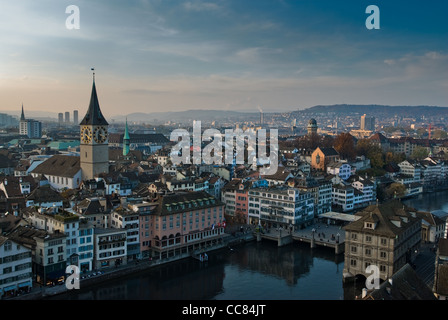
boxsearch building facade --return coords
[343,201,421,282]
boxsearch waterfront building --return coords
[93,228,127,269]
[248,185,314,229]
[24,207,81,266]
[397,160,422,183]
[77,219,94,273]
[149,191,225,260]
[8,225,67,286]
[111,205,140,261]
[291,175,332,215]
[131,202,158,259]
[0,236,33,298]
[343,200,421,283]
[221,178,251,219]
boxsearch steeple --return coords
[80,70,108,126]
[20,104,25,121]
[123,117,130,157]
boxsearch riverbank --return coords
[7,229,255,300]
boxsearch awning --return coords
[18,281,31,288]
[3,285,16,292]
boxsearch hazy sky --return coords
[1,0,447,119]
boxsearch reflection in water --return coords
[403,190,448,214]
[47,191,448,301]
[56,241,346,300]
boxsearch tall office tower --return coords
[65,112,70,123]
[361,114,375,131]
[58,113,64,125]
[73,110,79,125]
[260,111,264,125]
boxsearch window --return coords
[380,251,387,259]
[4,241,12,251]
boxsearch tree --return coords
[386,183,407,199]
[410,146,429,160]
[333,132,356,160]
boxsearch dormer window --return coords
[365,222,375,229]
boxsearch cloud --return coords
[183,1,222,12]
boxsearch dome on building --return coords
[308,118,317,126]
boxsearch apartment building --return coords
[0,236,32,298]
[248,186,314,229]
[93,228,127,269]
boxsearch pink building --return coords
[149,191,225,260]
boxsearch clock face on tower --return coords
[80,126,92,144]
[93,126,108,144]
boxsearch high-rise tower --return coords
[79,71,109,180]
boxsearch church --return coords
[31,72,110,189]
[79,72,110,181]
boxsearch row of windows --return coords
[350,260,387,272]
[0,252,31,264]
[99,250,125,258]
[0,272,32,285]
[2,262,32,274]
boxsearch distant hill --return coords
[111,109,259,123]
[294,104,448,117]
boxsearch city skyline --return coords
[1,0,447,118]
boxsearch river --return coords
[51,190,448,301]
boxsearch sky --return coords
[1,0,447,119]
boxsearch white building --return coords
[30,155,82,191]
[111,207,140,261]
[77,219,94,273]
[398,160,422,183]
[327,162,352,181]
[248,186,314,229]
[93,228,127,269]
[0,237,33,298]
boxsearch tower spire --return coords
[80,69,108,126]
[20,103,25,121]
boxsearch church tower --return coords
[80,71,109,180]
[123,118,130,158]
